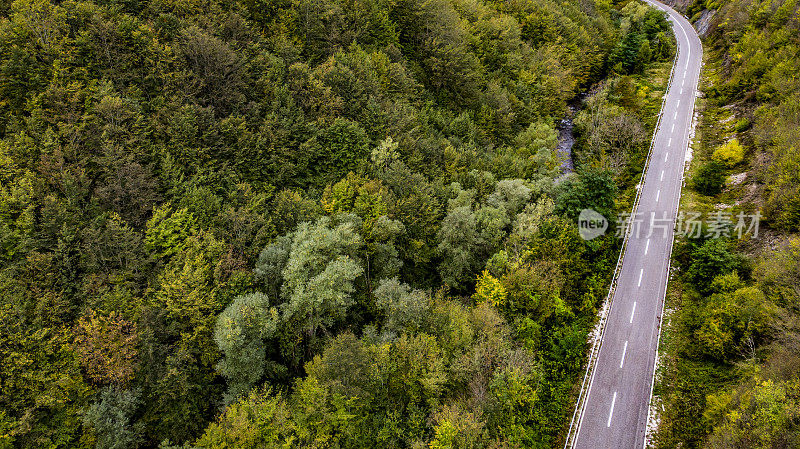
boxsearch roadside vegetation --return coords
[654,0,800,447]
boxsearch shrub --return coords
[712,139,745,167]
[685,239,741,295]
[733,118,751,132]
[693,161,726,195]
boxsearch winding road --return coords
[567,2,703,448]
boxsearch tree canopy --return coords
[0,0,676,446]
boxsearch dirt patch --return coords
[728,172,747,186]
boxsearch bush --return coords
[733,118,751,132]
[764,146,800,231]
[693,161,726,195]
[711,139,745,167]
[685,239,742,295]
[695,285,773,360]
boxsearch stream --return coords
[557,104,577,174]
[555,100,581,182]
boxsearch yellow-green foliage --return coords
[429,420,458,449]
[712,139,745,167]
[472,270,507,308]
[765,145,800,231]
[320,172,389,235]
[704,378,800,449]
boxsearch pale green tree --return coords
[83,387,143,449]
[280,215,365,338]
[214,293,280,402]
[374,278,429,337]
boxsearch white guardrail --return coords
[562,9,682,448]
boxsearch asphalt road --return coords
[571,2,702,448]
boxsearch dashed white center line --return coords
[587,14,699,436]
[607,392,618,427]
[620,341,628,368]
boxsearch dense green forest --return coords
[654,0,800,447]
[0,0,674,446]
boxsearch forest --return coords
[654,0,800,447]
[0,0,676,447]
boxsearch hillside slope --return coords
[653,0,800,447]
